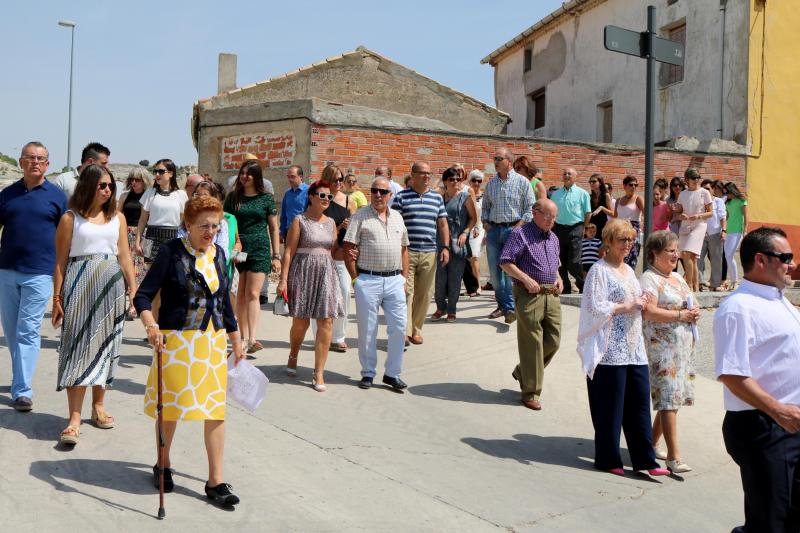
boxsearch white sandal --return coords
[666,459,692,473]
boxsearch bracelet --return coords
[677,310,681,321]
[53,294,63,302]
[145,323,159,331]
[272,255,281,260]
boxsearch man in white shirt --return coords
[698,179,727,290]
[52,142,112,198]
[375,165,403,196]
[714,226,800,533]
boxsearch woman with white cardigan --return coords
[577,218,669,477]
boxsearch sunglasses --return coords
[589,180,598,184]
[153,168,168,175]
[470,179,483,184]
[130,177,143,183]
[370,188,392,196]
[759,250,794,264]
[626,183,639,187]
[315,192,334,201]
[97,182,115,190]
[346,180,357,185]
[334,178,345,183]
[493,156,508,162]
[445,177,465,182]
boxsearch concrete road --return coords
[0,292,743,532]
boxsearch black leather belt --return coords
[492,221,520,227]
[358,269,402,277]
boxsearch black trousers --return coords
[554,223,584,293]
[723,410,800,532]
[587,364,659,471]
[462,261,479,295]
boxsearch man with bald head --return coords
[391,162,450,345]
[344,177,410,391]
[550,167,592,293]
[482,148,536,324]
[185,173,205,198]
[376,165,402,196]
[500,199,563,411]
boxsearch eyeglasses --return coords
[588,180,598,184]
[315,192,334,201]
[617,237,635,244]
[470,179,483,184]
[153,169,168,175]
[370,188,392,196]
[197,223,221,233]
[534,210,555,221]
[493,156,508,162]
[686,176,699,181]
[626,183,639,188]
[21,155,48,163]
[759,250,794,264]
[97,182,115,190]
[346,180,357,185]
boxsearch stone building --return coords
[481,0,749,148]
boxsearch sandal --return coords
[60,425,80,445]
[91,406,115,429]
[329,342,347,353]
[247,340,263,354]
[286,354,298,377]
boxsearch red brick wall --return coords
[309,126,746,192]
[221,132,295,171]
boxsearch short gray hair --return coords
[645,230,678,264]
[20,141,48,159]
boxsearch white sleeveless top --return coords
[616,199,641,222]
[69,211,120,257]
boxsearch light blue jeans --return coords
[354,273,407,379]
[0,269,53,400]
[485,225,515,312]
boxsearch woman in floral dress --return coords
[640,230,700,474]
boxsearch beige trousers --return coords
[406,251,437,337]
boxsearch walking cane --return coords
[156,345,166,519]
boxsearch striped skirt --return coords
[57,254,126,391]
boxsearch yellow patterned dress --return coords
[144,239,228,421]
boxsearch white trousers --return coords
[724,232,744,284]
[354,273,407,379]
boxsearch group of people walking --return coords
[2,140,797,531]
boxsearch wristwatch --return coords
[272,254,281,260]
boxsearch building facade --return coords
[482,0,749,148]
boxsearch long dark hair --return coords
[153,158,179,192]
[230,160,266,210]
[69,163,117,220]
[589,174,608,210]
[669,176,685,201]
[724,182,746,202]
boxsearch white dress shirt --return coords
[706,196,727,235]
[714,279,800,411]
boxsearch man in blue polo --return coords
[279,165,308,242]
[392,162,449,345]
[550,167,592,294]
[0,141,67,411]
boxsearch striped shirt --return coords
[391,188,447,253]
[481,169,535,224]
[499,221,560,285]
[344,206,409,272]
[581,238,602,266]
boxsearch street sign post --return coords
[604,6,685,268]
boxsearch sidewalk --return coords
[0,291,742,532]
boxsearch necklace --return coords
[650,265,672,278]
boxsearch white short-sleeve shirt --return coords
[139,187,188,227]
[714,279,800,411]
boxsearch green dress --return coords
[224,193,277,273]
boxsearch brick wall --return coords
[309,126,746,192]
[221,132,296,171]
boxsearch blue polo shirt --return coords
[551,185,591,226]
[280,183,309,238]
[0,179,67,275]
[391,188,447,252]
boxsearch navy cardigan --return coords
[133,239,238,333]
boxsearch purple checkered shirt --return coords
[499,222,560,285]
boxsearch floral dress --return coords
[640,270,695,410]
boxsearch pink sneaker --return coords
[608,468,625,476]
[646,468,670,476]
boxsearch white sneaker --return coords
[666,459,692,473]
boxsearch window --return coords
[526,88,546,130]
[597,101,613,143]
[660,23,686,87]
[524,48,532,72]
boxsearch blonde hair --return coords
[126,167,153,190]
[601,218,636,245]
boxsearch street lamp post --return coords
[58,20,76,171]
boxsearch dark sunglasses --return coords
[626,183,639,187]
[153,168,168,175]
[589,180,598,184]
[470,178,483,184]
[315,192,334,201]
[493,156,507,162]
[759,250,794,264]
[98,182,115,190]
[445,177,465,182]
[334,178,345,183]
[370,188,392,196]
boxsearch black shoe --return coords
[153,464,174,493]
[382,375,407,391]
[205,482,240,506]
[358,377,373,389]
[259,294,268,305]
[13,396,32,412]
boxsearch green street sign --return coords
[604,25,643,57]
[652,34,685,66]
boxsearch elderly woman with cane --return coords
[577,218,670,477]
[134,195,245,507]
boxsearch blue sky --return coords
[1,1,562,167]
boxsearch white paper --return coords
[226,356,269,413]
[686,294,700,343]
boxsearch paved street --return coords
[0,290,743,532]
